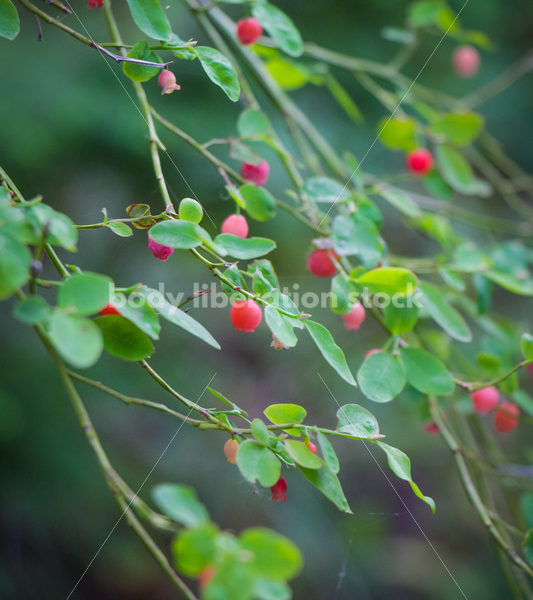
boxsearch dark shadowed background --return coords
[1,0,533,598]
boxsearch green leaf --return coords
[304,320,356,386]
[317,431,339,474]
[122,40,161,82]
[383,296,419,334]
[58,272,113,316]
[204,553,255,600]
[523,530,533,567]
[48,311,103,369]
[173,522,218,577]
[27,204,78,250]
[107,221,133,237]
[152,484,209,526]
[399,347,454,395]
[377,442,435,512]
[484,270,533,296]
[139,288,220,349]
[264,305,297,348]
[521,333,533,361]
[0,231,31,299]
[299,463,352,513]
[266,57,309,90]
[324,72,363,123]
[13,295,50,325]
[357,351,406,403]
[240,528,303,581]
[240,184,276,221]
[332,214,381,267]
[236,440,281,487]
[356,267,418,297]
[302,177,349,203]
[125,0,172,41]
[214,234,276,259]
[238,109,271,137]
[195,46,240,102]
[249,259,279,290]
[252,2,303,57]
[251,418,271,445]
[336,404,380,439]
[95,315,154,361]
[284,440,322,469]
[378,118,416,151]
[430,112,484,147]
[378,188,423,218]
[436,145,475,194]
[0,0,19,39]
[330,273,359,315]
[114,293,161,340]
[255,580,290,600]
[264,403,307,425]
[419,282,472,342]
[149,220,210,249]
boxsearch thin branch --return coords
[454,361,530,393]
[89,42,172,68]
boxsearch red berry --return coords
[453,45,480,78]
[98,303,120,317]
[270,476,287,502]
[527,363,533,378]
[88,0,103,7]
[198,566,216,589]
[236,17,263,45]
[241,160,270,186]
[224,439,239,464]
[158,70,181,95]
[221,214,249,238]
[407,149,434,176]
[148,235,174,261]
[493,401,519,433]
[342,303,366,331]
[307,249,338,277]
[471,386,499,414]
[305,441,317,455]
[230,300,262,332]
[424,422,439,434]
[365,348,381,359]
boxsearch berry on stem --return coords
[198,566,216,589]
[305,441,317,455]
[88,0,104,7]
[241,160,270,186]
[453,45,480,78]
[307,249,338,277]
[98,303,120,317]
[230,300,262,332]
[270,476,287,502]
[424,422,439,434]
[221,214,249,238]
[342,303,366,331]
[224,439,239,464]
[365,348,381,359]
[148,235,174,261]
[236,17,263,45]
[407,149,434,176]
[493,402,519,433]
[471,386,499,414]
[158,70,181,95]
[179,198,203,223]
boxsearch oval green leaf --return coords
[195,46,240,102]
[58,272,113,316]
[95,315,154,361]
[48,311,103,369]
[236,440,281,487]
[214,234,276,259]
[125,0,172,41]
[240,184,276,221]
[152,483,209,526]
[419,282,472,342]
[399,347,454,395]
[252,2,303,57]
[357,351,406,403]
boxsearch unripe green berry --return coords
[178,198,203,223]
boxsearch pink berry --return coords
[407,149,434,176]
[158,70,181,95]
[230,300,262,332]
[424,422,439,434]
[453,45,480,78]
[307,249,338,277]
[241,160,270,186]
[365,348,381,359]
[236,17,263,45]
[98,303,120,317]
[148,235,174,261]
[221,214,249,238]
[270,476,287,502]
[88,0,103,7]
[306,441,317,455]
[493,401,519,433]
[342,303,366,331]
[198,566,216,589]
[527,363,533,378]
[471,386,499,414]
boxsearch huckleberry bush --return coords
[1,0,533,597]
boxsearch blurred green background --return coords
[1,0,533,598]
